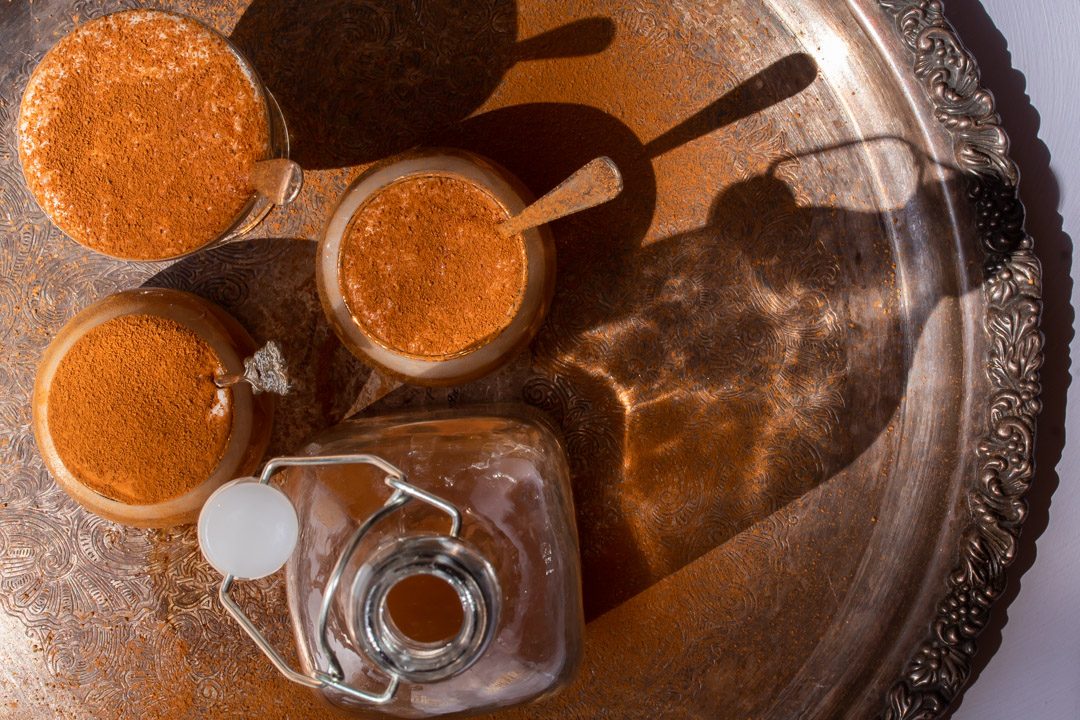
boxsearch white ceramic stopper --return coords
[197,478,298,580]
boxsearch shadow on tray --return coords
[144,42,996,628]
[230,0,615,169]
[420,54,983,619]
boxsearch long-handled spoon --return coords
[497,156,623,238]
[251,158,304,205]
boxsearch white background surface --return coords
[941,1,1080,719]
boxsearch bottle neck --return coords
[349,534,500,684]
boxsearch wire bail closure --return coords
[215,453,464,706]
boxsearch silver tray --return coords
[0,1,1040,718]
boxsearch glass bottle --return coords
[198,406,583,717]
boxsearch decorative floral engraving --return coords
[878,1,1043,718]
[879,0,1016,185]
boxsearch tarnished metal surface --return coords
[0,1,1039,719]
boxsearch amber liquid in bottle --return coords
[386,574,466,645]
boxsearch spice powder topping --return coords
[339,174,527,358]
[17,9,269,259]
[47,314,234,505]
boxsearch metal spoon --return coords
[250,158,304,205]
[496,156,623,238]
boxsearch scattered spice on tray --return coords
[47,314,233,505]
[17,9,269,260]
[338,174,527,358]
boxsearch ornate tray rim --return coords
[875,1,1042,718]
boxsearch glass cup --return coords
[32,288,274,528]
[17,9,302,262]
[316,149,556,386]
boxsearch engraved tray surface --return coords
[0,1,1040,718]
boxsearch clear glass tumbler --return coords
[17,9,301,262]
[33,288,274,527]
[316,149,556,386]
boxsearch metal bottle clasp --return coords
[216,453,464,706]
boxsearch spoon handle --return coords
[497,156,623,238]
[251,158,304,205]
